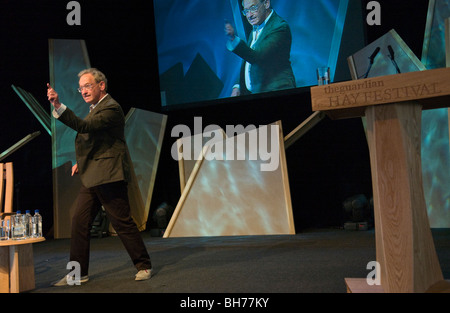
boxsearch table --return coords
[0,237,45,293]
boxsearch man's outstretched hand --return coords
[225,21,235,41]
[47,83,61,109]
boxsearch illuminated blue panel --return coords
[421,0,450,228]
[49,39,91,238]
[49,39,91,170]
[11,85,51,136]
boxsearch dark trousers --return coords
[70,181,152,276]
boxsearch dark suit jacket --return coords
[57,95,130,188]
[232,11,296,95]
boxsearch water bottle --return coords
[23,210,33,238]
[12,211,25,240]
[0,218,8,240]
[32,210,43,238]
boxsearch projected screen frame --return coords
[153,0,350,109]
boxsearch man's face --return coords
[78,73,106,105]
[243,0,269,26]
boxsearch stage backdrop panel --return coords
[165,121,295,237]
[49,39,167,237]
[176,125,226,193]
[11,85,51,136]
[348,28,450,228]
[49,39,91,238]
[124,108,167,230]
[420,0,450,228]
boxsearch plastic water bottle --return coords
[12,211,25,240]
[32,210,43,238]
[0,218,8,240]
[23,210,33,238]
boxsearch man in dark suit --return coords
[47,68,152,285]
[225,0,296,96]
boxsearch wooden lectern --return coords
[311,67,450,293]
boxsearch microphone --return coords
[387,45,395,59]
[388,45,401,74]
[361,46,380,79]
[369,47,381,64]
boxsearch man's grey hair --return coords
[243,0,269,5]
[78,68,108,91]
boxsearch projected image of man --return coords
[225,0,295,96]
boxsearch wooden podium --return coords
[311,67,450,293]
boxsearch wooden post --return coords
[3,163,13,213]
[366,102,443,292]
[9,244,36,293]
[284,111,326,149]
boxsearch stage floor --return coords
[30,228,450,293]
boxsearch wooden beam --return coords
[284,112,326,149]
[4,163,13,214]
[311,67,450,119]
